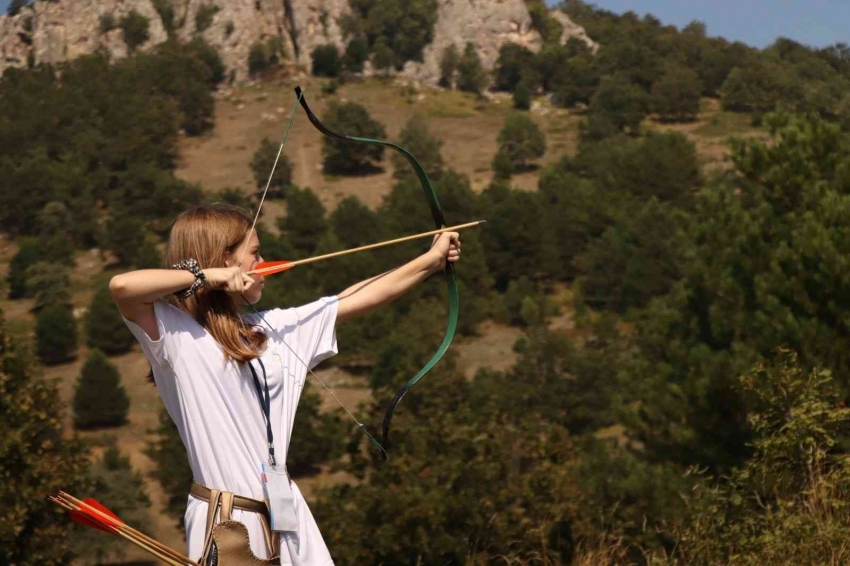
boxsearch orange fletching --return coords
[253,260,294,276]
[70,498,123,533]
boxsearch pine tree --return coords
[456,42,486,94]
[86,284,134,355]
[391,114,444,180]
[146,407,193,528]
[73,349,130,429]
[0,309,91,564]
[35,304,78,365]
[439,44,460,88]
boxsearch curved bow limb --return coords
[293,86,460,459]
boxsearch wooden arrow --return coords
[247,220,484,277]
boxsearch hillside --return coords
[0,70,765,562]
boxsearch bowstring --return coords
[238,88,388,459]
[236,89,302,267]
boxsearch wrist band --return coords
[171,258,206,299]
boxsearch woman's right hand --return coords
[202,267,256,294]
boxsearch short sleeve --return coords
[122,300,188,369]
[254,296,339,369]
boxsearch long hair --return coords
[165,204,267,363]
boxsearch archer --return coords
[108,203,461,564]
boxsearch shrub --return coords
[439,44,460,88]
[494,42,535,91]
[250,138,293,196]
[86,284,135,355]
[120,10,150,53]
[187,37,225,85]
[248,42,268,75]
[320,102,386,174]
[456,42,486,94]
[513,82,532,110]
[152,0,174,32]
[73,349,130,429]
[343,37,369,73]
[36,304,78,365]
[99,13,117,34]
[651,64,702,122]
[311,44,342,78]
[195,4,220,33]
[496,114,546,169]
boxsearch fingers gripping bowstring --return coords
[238,90,387,459]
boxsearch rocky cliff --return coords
[0,0,595,84]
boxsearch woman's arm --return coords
[109,267,255,338]
[336,232,461,324]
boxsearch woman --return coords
[110,204,461,565]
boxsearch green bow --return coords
[293,87,459,458]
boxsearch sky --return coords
[551,1,850,49]
[1,1,847,50]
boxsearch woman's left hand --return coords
[428,231,461,272]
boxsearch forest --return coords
[4,0,850,564]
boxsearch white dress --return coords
[122,297,338,566]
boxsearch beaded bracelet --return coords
[171,258,207,300]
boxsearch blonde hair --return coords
[165,204,267,363]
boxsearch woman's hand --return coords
[427,232,461,272]
[202,267,257,294]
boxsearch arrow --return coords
[51,491,199,566]
[247,220,485,277]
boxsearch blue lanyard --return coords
[248,359,276,466]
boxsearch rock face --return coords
[0,0,594,85]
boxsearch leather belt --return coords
[190,481,269,517]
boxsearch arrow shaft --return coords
[248,220,484,275]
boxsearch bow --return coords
[293,87,460,455]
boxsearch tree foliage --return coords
[496,113,546,169]
[343,0,438,70]
[320,102,386,174]
[73,349,130,429]
[86,283,135,355]
[456,42,486,94]
[250,138,293,196]
[391,114,444,180]
[120,10,150,53]
[0,312,91,565]
[36,304,77,365]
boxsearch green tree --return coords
[346,0,438,69]
[277,187,328,255]
[25,262,71,311]
[577,199,690,313]
[146,407,193,528]
[320,102,386,174]
[194,3,220,33]
[456,42,486,94]
[73,349,130,429]
[329,196,383,248]
[186,37,226,86]
[311,44,342,77]
[496,114,546,170]
[36,304,77,365]
[152,0,175,32]
[652,64,702,122]
[71,443,153,563]
[342,37,369,73]
[248,42,269,75]
[86,283,134,355]
[371,36,396,73]
[721,59,786,113]
[250,138,293,197]
[101,212,146,266]
[494,42,535,91]
[391,114,444,180]
[586,73,649,137]
[438,44,459,88]
[7,237,43,299]
[665,352,850,565]
[120,10,150,53]
[287,383,345,477]
[512,81,532,110]
[0,311,91,565]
